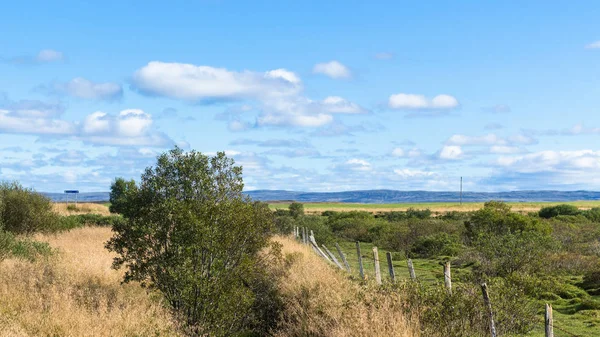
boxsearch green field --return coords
[270,200,600,212]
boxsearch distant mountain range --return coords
[44,190,600,204]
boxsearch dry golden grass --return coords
[0,227,182,337]
[273,236,419,337]
[53,202,111,216]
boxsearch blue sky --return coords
[1,1,600,192]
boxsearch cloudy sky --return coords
[1,1,600,192]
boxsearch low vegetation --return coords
[275,201,600,336]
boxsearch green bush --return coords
[410,233,463,258]
[403,278,536,336]
[0,181,60,234]
[539,204,581,218]
[583,207,600,222]
[274,215,295,235]
[11,239,53,261]
[288,202,304,218]
[0,230,15,261]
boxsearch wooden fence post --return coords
[444,261,452,295]
[302,227,306,244]
[356,242,365,280]
[545,303,553,337]
[335,243,351,272]
[481,283,497,337]
[373,246,382,285]
[309,236,332,263]
[386,252,396,283]
[322,244,344,270]
[407,258,416,280]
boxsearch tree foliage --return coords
[0,181,60,234]
[106,147,281,336]
[288,202,304,218]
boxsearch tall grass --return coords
[273,236,418,337]
[0,227,182,337]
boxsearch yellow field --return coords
[52,202,111,216]
[0,227,182,337]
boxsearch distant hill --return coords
[44,190,600,203]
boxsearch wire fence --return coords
[294,226,591,337]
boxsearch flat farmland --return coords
[269,200,600,214]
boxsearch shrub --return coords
[274,215,295,235]
[0,230,15,261]
[106,148,282,336]
[410,233,463,258]
[403,278,536,336]
[583,207,600,222]
[539,204,581,218]
[0,181,60,234]
[11,239,53,261]
[288,202,304,218]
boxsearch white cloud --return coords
[49,77,123,101]
[132,61,301,101]
[344,158,372,171]
[439,145,463,160]
[495,150,600,173]
[391,148,405,157]
[0,109,74,135]
[393,168,436,178]
[585,41,600,49]
[388,93,459,109]
[36,49,64,62]
[312,61,351,79]
[320,96,367,114]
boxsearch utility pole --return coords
[460,176,463,206]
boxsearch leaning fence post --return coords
[545,303,553,337]
[481,283,497,337]
[356,242,365,280]
[444,261,452,295]
[309,237,332,263]
[407,258,416,280]
[335,243,351,272]
[386,252,396,283]
[373,246,382,285]
[322,244,344,270]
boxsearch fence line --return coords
[296,234,584,336]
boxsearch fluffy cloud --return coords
[388,93,459,109]
[0,97,171,146]
[132,61,301,101]
[337,158,372,172]
[439,145,463,160]
[312,61,351,79]
[45,77,123,101]
[585,41,600,49]
[79,109,171,146]
[132,61,364,130]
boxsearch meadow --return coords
[270,200,600,214]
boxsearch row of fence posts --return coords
[293,226,558,337]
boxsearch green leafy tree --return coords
[288,202,304,218]
[106,147,280,336]
[108,178,138,215]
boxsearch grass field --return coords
[270,200,600,214]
